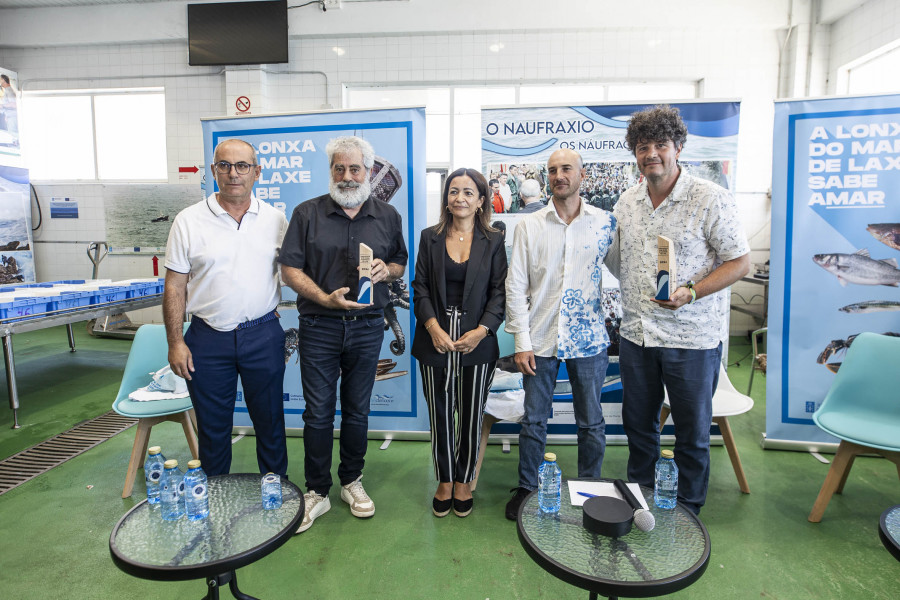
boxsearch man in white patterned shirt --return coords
[504,148,617,520]
[606,105,750,514]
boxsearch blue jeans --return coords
[297,314,384,495]
[518,352,609,491]
[184,317,287,478]
[619,338,721,514]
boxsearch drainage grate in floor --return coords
[0,410,138,495]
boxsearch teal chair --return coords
[808,332,900,522]
[112,324,199,499]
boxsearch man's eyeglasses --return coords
[214,161,256,175]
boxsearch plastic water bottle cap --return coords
[543,452,557,462]
[148,446,161,455]
[164,459,179,468]
[187,459,201,469]
[661,449,674,459]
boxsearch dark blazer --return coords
[411,225,508,367]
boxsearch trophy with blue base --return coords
[656,235,676,301]
[358,243,373,305]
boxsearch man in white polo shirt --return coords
[163,138,289,477]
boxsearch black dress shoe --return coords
[433,496,452,517]
[453,496,473,517]
[505,487,531,521]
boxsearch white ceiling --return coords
[0,0,176,6]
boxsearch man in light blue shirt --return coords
[504,148,617,520]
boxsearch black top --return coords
[279,194,408,317]
[444,249,467,307]
[411,225,507,367]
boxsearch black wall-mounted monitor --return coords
[188,0,289,66]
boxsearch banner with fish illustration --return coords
[768,94,900,447]
[0,66,35,285]
[202,108,428,437]
[481,101,741,442]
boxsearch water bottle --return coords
[160,459,185,521]
[261,473,283,510]
[654,449,678,509]
[183,460,209,521]
[538,452,562,513]
[144,446,166,504]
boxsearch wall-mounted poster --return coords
[0,66,20,159]
[768,94,900,449]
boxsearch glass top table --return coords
[110,473,303,600]
[517,479,710,600]
[879,504,900,562]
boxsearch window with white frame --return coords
[844,43,900,95]
[345,82,698,170]
[21,87,168,181]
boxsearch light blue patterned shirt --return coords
[505,200,617,359]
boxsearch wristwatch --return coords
[685,280,697,304]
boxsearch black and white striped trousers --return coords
[419,361,495,483]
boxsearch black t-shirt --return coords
[279,194,408,316]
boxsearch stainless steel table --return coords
[1,294,163,428]
[516,479,710,600]
[110,473,303,600]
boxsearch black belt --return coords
[319,313,382,321]
[235,310,279,330]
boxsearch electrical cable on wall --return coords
[30,183,42,231]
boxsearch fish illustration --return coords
[812,249,900,287]
[866,223,900,252]
[839,300,900,313]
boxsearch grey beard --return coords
[330,178,371,209]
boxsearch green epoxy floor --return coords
[0,326,897,599]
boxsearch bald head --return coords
[547,148,585,202]
[214,139,257,164]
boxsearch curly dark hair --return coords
[624,105,688,154]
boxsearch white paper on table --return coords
[567,481,650,510]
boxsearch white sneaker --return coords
[295,492,330,534]
[341,476,375,518]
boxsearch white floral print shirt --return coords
[607,170,750,350]
[506,201,616,359]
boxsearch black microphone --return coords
[614,478,656,532]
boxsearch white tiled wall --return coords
[829,0,900,92]
[0,11,896,330]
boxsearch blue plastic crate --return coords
[92,286,129,305]
[124,282,155,298]
[0,297,56,321]
[58,290,92,311]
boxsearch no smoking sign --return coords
[235,96,251,114]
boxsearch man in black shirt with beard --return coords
[279,136,407,534]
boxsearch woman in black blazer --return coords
[411,167,508,518]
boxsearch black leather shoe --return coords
[505,487,531,521]
[432,496,452,517]
[453,496,473,517]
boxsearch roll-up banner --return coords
[201,108,428,437]
[767,94,900,449]
[0,66,35,285]
[481,101,741,441]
